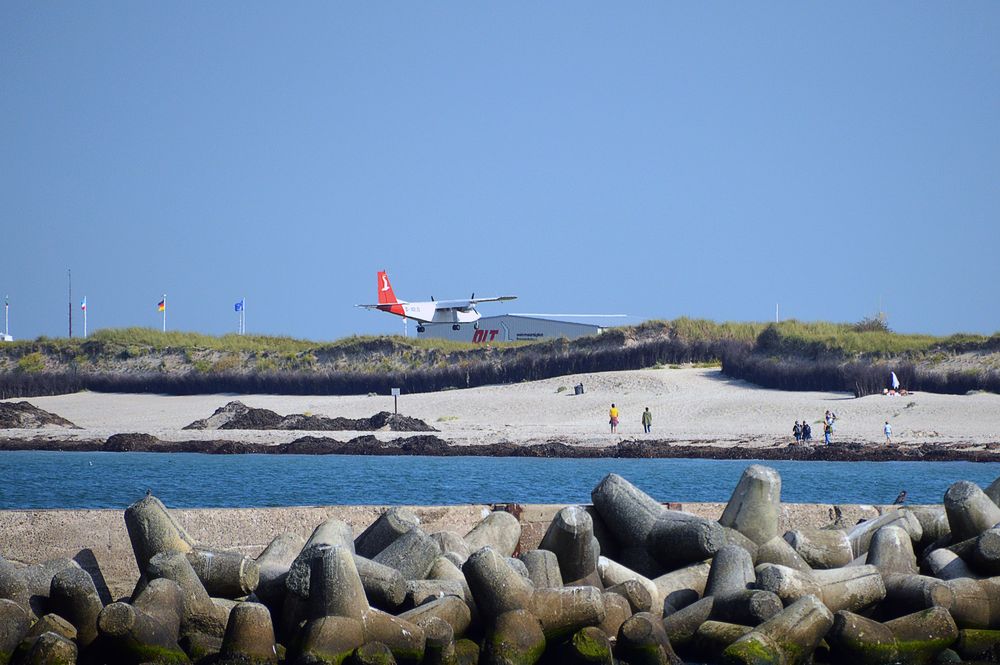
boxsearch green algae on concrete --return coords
[955,628,1000,660]
[481,609,546,665]
[569,626,613,663]
[454,639,480,665]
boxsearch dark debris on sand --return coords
[1,434,998,462]
[182,400,437,432]
[0,401,80,429]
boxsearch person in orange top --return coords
[609,403,619,433]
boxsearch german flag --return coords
[157,299,165,312]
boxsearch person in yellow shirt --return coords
[609,403,619,433]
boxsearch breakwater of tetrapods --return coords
[2,463,1000,663]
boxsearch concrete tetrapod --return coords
[355,507,422,559]
[653,560,712,613]
[97,585,189,664]
[48,565,104,650]
[529,586,606,641]
[647,511,727,571]
[662,596,714,649]
[754,563,886,613]
[354,555,407,611]
[430,532,472,564]
[598,592,633,641]
[146,552,228,638]
[418,616,457,665]
[828,606,958,665]
[399,595,472,639]
[462,548,534,623]
[480,609,545,665]
[923,549,978,581]
[186,547,260,599]
[305,546,426,664]
[464,512,522,559]
[954,628,1000,661]
[0,557,80,620]
[596,556,660,618]
[691,621,753,663]
[218,601,278,665]
[722,594,834,665]
[404,579,465,609]
[559,625,613,665]
[944,480,1000,543]
[848,510,923,559]
[14,613,78,654]
[287,519,356,599]
[426,556,478,621]
[866,525,919,577]
[255,532,306,609]
[615,612,683,665]
[124,494,198,573]
[604,579,653,615]
[538,506,601,586]
[972,528,1000,575]
[590,473,665,550]
[373,527,441,581]
[718,464,782,546]
[351,641,397,665]
[0,599,31,665]
[755,536,812,573]
[783,528,853,569]
[17,631,78,665]
[518,550,563,589]
[295,616,365,665]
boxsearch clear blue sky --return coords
[2,3,998,341]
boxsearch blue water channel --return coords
[1,452,998,510]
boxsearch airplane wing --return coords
[431,296,517,309]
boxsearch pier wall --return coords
[0,501,897,601]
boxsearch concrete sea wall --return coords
[0,501,893,602]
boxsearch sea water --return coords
[1,451,997,510]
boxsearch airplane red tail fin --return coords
[377,271,399,305]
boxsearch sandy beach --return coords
[4,367,999,449]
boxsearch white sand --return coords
[4,368,1000,448]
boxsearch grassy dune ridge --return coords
[0,319,998,398]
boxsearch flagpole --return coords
[242,298,246,335]
[83,298,87,338]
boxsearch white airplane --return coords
[357,270,517,332]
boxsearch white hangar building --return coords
[415,314,606,343]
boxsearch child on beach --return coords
[824,421,832,445]
[884,421,892,444]
[609,404,619,433]
[641,407,652,434]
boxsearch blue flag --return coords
[234,300,244,312]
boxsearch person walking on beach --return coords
[824,421,833,445]
[642,407,652,434]
[884,421,892,445]
[793,421,802,443]
[802,421,812,442]
[609,403,619,433]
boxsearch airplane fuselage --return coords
[380,302,480,324]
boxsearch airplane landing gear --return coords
[473,322,480,330]
[416,325,425,333]
[452,324,461,331]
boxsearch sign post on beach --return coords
[391,387,401,414]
